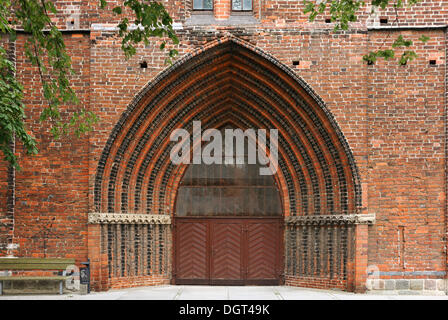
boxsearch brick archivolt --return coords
[94,36,362,217]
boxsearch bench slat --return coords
[0,264,73,270]
[0,276,69,281]
[0,258,75,270]
[0,258,75,264]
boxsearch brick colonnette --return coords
[283,215,374,292]
[87,213,171,291]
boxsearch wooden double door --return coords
[174,217,283,285]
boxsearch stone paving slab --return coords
[0,285,447,300]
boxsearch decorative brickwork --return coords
[285,213,375,225]
[88,217,171,290]
[91,37,364,290]
[88,213,171,225]
[1,0,447,293]
[94,38,361,220]
[284,225,354,288]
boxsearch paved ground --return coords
[0,285,447,300]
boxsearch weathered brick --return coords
[0,0,446,292]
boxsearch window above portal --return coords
[187,0,258,26]
[193,0,213,11]
[192,0,253,13]
[231,0,252,12]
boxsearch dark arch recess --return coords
[94,36,362,217]
[156,109,302,217]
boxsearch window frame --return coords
[231,0,253,12]
[192,0,213,11]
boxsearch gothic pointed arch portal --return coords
[92,36,367,291]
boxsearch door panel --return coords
[211,222,242,281]
[246,221,279,281]
[174,218,282,285]
[176,221,208,280]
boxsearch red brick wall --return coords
[45,0,448,28]
[379,1,448,26]
[10,33,91,266]
[0,36,15,256]
[0,157,11,256]
[85,27,446,289]
[285,275,347,290]
[214,0,231,19]
[366,29,446,276]
[1,0,447,291]
[108,275,170,289]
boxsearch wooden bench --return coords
[0,258,75,295]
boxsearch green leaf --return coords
[399,50,418,65]
[112,6,122,15]
[9,29,16,42]
[392,35,413,48]
[418,35,430,43]
[99,0,108,9]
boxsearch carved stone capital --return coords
[285,213,375,226]
[88,212,171,225]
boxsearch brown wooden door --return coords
[174,217,282,285]
[173,138,283,285]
